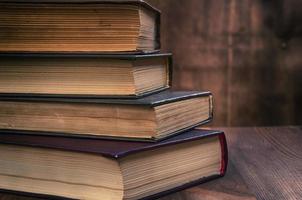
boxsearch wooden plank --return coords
[222,127,302,200]
[148,0,302,126]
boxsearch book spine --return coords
[209,94,214,120]
[219,132,228,176]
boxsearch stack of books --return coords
[0,1,228,200]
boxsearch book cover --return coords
[0,53,172,98]
[0,91,213,141]
[0,0,161,53]
[0,128,228,200]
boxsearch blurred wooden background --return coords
[147,0,302,126]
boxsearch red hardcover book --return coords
[0,129,227,200]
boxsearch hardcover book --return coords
[0,91,213,141]
[0,0,160,53]
[0,53,172,97]
[0,129,228,200]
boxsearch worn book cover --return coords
[0,53,172,98]
[0,0,161,53]
[0,91,213,141]
[0,128,228,200]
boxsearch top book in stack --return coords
[0,0,160,53]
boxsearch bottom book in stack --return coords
[0,128,227,200]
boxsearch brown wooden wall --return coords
[148,0,302,126]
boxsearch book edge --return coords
[0,0,161,14]
[0,91,212,106]
[0,132,227,199]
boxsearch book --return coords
[0,53,171,97]
[0,0,160,53]
[0,128,228,200]
[0,91,213,141]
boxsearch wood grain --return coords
[2,127,301,200]
[222,126,302,200]
[147,0,302,126]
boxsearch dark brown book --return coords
[0,90,213,141]
[0,53,171,97]
[0,128,228,200]
[0,0,160,53]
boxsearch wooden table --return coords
[1,127,301,200]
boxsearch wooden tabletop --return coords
[1,127,301,200]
